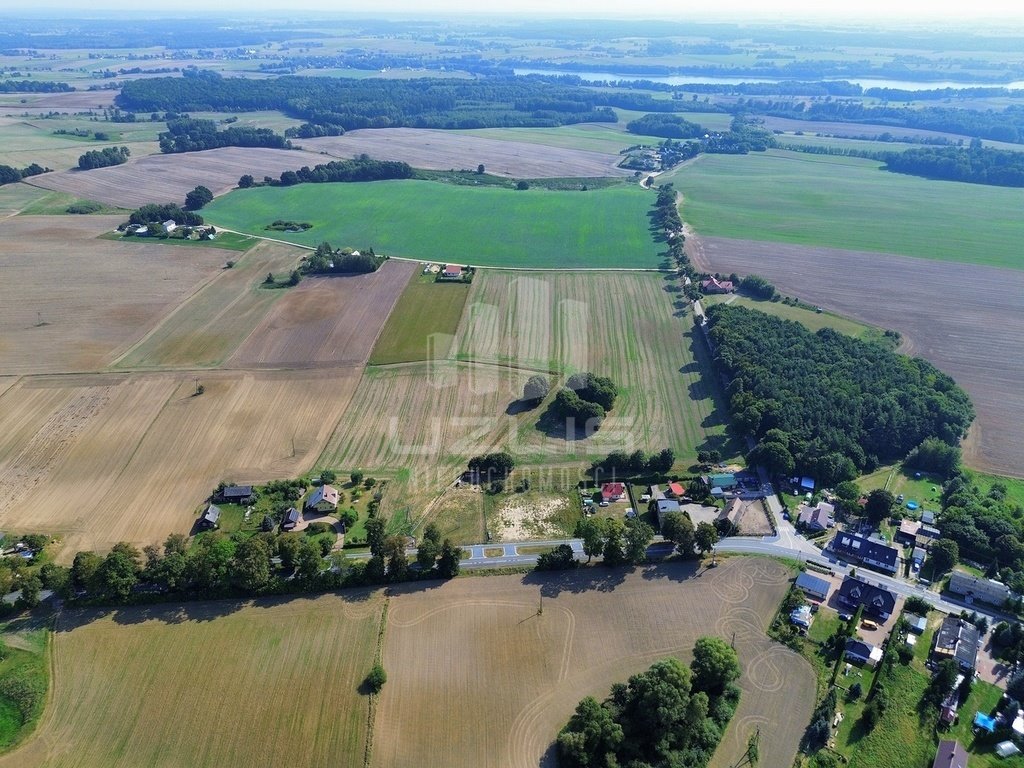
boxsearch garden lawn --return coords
[203,180,663,269]
[669,150,1024,270]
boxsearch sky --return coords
[7,0,1024,21]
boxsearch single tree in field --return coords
[477,164,485,174]
[522,375,551,406]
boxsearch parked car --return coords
[861,619,879,631]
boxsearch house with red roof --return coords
[601,483,625,502]
[440,264,464,280]
[701,277,734,294]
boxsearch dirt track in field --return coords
[228,259,417,368]
[25,146,328,207]
[689,235,1024,476]
[375,557,813,768]
[300,127,632,178]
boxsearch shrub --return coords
[364,663,387,693]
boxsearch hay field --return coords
[229,259,417,369]
[668,150,1024,270]
[26,146,329,208]
[375,558,814,768]
[203,180,663,269]
[0,592,383,768]
[113,242,306,369]
[0,216,226,374]
[368,275,472,365]
[0,369,361,555]
[300,127,632,178]
[456,271,738,464]
[691,236,1024,477]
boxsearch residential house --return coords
[439,264,463,280]
[199,503,221,530]
[896,519,922,546]
[790,604,813,629]
[932,740,969,768]
[306,484,340,512]
[836,576,896,620]
[216,484,254,505]
[601,483,625,502]
[845,638,883,666]
[700,277,734,294]
[948,569,1012,607]
[794,571,831,601]
[162,219,177,232]
[932,616,981,671]
[653,498,682,530]
[828,531,899,574]
[281,507,301,531]
[797,501,835,532]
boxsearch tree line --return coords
[0,162,48,186]
[77,146,130,170]
[705,304,974,486]
[626,113,707,139]
[558,639,741,768]
[158,117,291,153]
[117,70,620,131]
[883,143,1024,187]
[0,79,73,92]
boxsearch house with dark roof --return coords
[828,531,899,574]
[845,638,883,666]
[932,740,968,768]
[216,484,254,504]
[921,510,936,526]
[948,569,1013,607]
[199,503,221,530]
[836,576,896,620]
[795,571,830,601]
[281,507,301,531]
[933,617,981,671]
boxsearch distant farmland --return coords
[670,150,1024,270]
[203,181,664,270]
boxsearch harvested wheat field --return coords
[26,146,329,208]
[457,271,739,464]
[0,216,226,374]
[301,127,632,178]
[0,591,384,768]
[229,259,417,368]
[0,369,361,555]
[113,241,304,369]
[691,236,1024,476]
[374,557,814,768]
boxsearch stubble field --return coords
[25,146,330,208]
[0,215,225,374]
[691,236,1024,476]
[301,127,632,178]
[228,259,417,369]
[0,369,361,555]
[0,592,384,768]
[375,558,814,768]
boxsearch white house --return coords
[163,219,177,232]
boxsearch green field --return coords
[203,180,664,269]
[702,294,886,340]
[368,273,472,365]
[668,150,1024,270]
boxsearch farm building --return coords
[931,739,968,768]
[162,219,177,233]
[836,576,896,620]
[601,483,625,502]
[797,501,835,532]
[794,571,831,601]
[828,531,899,574]
[307,484,340,512]
[845,638,883,666]
[905,614,928,634]
[704,474,737,496]
[922,510,936,525]
[439,264,464,280]
[281,507,301,531]
[948,569,1013,606]
[700,277,734,294]
[199,503,221,530]
[216,484,254,504]
[932,617,981,671]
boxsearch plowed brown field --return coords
[26,146,328,207]
[228,259,417,368]
[375,558,813,768]
[0,216,225,375]
[0,369,360,555]
[301,127,631,178]
[690,235,1024,476]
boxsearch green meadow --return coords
[669,149,1024,270]
[203,180,664,269]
